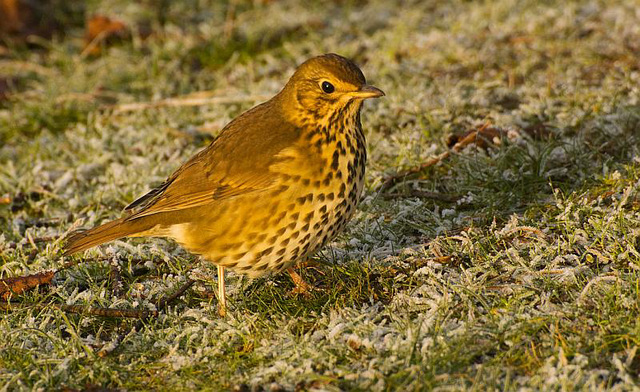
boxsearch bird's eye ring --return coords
[321,81,335,94]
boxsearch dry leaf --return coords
[84,15,128,56]
[0,270,55,300]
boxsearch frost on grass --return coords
[2,0,640,390]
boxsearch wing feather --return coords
[123,99,300,221]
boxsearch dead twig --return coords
[378,122,492,193]
[110,94,270,113]
[98,279,195,357]
[154,279,195,311]
[0,302,158,318]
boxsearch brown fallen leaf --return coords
[83,15,128,56]
[0,0,24,34]
[0,270,55,300]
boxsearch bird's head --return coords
[280,53,384,127]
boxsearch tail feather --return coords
[62,217,152,256]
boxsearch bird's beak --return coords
[350,85,385,99]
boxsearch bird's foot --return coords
[297,260,326,276]
[218,304,226,317]
[287,267,316,297]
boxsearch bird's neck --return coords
[275,88,366,159]
[301,107,363,146]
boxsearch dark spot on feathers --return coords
[331,151,340,170]
[304,211,314,222]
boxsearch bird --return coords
[62,53,384,315]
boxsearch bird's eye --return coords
[321,81,335,94]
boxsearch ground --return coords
[1,0,640,390]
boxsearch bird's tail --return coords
[62,217,152,256]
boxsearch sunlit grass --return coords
[1,0,640,390]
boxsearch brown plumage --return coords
[63,53,384,313]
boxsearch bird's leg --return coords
[287,266,314,296]
[297,259,325,276]
[217,265,226,317]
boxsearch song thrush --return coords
[63,53,384,314]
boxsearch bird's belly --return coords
[171,175,363,278]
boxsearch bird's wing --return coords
[124,155,274,219]
[124,101,301,220]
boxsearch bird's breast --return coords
[172,123,367,278]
